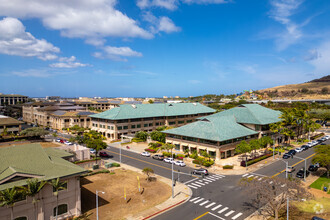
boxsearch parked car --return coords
[283,150,296,159]
[64,141,73,145]
[295,147,303,153]
[56,139,61,143]
[164,157,174,163]
[286,166,295,173]
[320,137,327,142]
[141,152,151,157]
[296,168,310,178]
[288,150,296,155]
[192,168,209,175]
[301,145,309,151]
[311,216,325,220]
[324,135,330,140]
[174,160,186,167]
[99,151,110,157]
[308,164,318,172]
[90,148,96,154]
[306,142,314,148]
[152,154,164,160]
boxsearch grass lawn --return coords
[293,197,330,213]
[310,173,330,193]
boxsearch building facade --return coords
[0,93,28,106]
[0,144,86,220]
[90,103,216,140]
[22,102,94,130]
[0,115,23,134]
[163,104,282,161]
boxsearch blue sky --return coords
[0,0,329,98]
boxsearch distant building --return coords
[0,143,86,220]
[163,104,282,161]
[90,103,216,140]
[0,93,28,106]
[167,100,183,103]
[0,115,23,134]
[23,102,95,130]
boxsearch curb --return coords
[142,199,187,220]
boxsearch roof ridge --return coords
[242,105,262,124]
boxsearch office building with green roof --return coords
[0,143,86,220]
[89,103,216,140]
[163,104,281,161]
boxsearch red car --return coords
[99,152,110,157]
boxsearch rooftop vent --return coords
[131,104,136,108]
[193,103,197,106]
[169,104,173,106]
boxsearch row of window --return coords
[94,114,205,123]
[94,122,166,130]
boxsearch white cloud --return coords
[143,12,180,34]
[269,0,304,50]
[50,56,90,68]
[11,68,75,77]
[0,17,59,60]
[309,41,330,75]
[304,49,320,61]
[93,46,143,61]
[137,0,178,10]
[0,0,153,45]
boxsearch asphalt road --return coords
[101,138,329,220]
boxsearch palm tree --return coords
[48,178,67,220]
[22,178,47,220]
[0,187,23,220]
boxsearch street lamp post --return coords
[293,155,307,182]
[171,150,174,198]
[287,197,289,220]
[96,190,105,220]
[279,159,288,179]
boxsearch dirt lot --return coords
[81,169,171,220]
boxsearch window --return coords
[123,126,128,130]
[64,119,69,123]
[149,123,153,127]
[53,182,67,192]
[187,120,192,123]
[107,126,110,129]
[255,125,261,131]
[117,126,123,130]
[131,125,136,129]
[169,121,176,125]
[144,124,148,127]
[14,217,27,220]
[155,122,159,126]
[53,204,68,216]
[178,121,184,124]
[137,124,141,128]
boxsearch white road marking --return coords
[205,202,216,208]
[247,175,254,178]
[189,197,200,202]
[209,212,226,220]
[184,178,198,185]
[199,200,209,206]
[190,183,202,187]
[232,212,243,220]
[193,182,205,186]
[194,198,204,204]
[258,178,263,181]
[203,179,213,183]
[196,180,207,185]
[211,204,222,211]
[242,174,249,177]
[187,185,198,189]
[269,181,273,184]
[225,210,235,216]
[218,207,229,214]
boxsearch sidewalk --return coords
[105,159,192,220]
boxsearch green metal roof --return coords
[202,104,281,125]
[0,144,86,190]
[163,115,258,142]
[90,103,215,120]
[44,148,74,158]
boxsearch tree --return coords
[49,178,67,220]
[0,187,24,220]
[148,99,154,104]
[201,151,211,161]
[142,167,154,182]
[312,145,330,178]
[20,127,49,138]
[149,131,166,143]
[161,143,175,155]
[270,122,283,145]
[135,131,148,142]
[86,138,107,164]
[239,177,311,220]
[249,139,261,154]
[22,178,47,220]
[235,140,251,163]
[321,87,328,94]
[259,136,274,148]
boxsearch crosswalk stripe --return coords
[232,212,243,219]
[199,201,209,206]
[196,180,207,185]
[215,174,225,177]
[190,183,202,187]
[204,177,215,181]
[225,210,235,217]
[258,178,263,181]
[190,197,200,202]
[188,185,198,189]
[242,174,249,177]
[193,182,205,186]
[194,198,204,204]
[218,207,229,214]
[211,204,222,211]
[203,179,213,183]
[206,177,219,180]
[247,175,254,178]
[205,202,216,208]
[269,181,273,184]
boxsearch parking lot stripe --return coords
[194,198,204,204]
[225,210,235,216]
[211,204,222,211]
[190,197,200,202]
[218,207,229,214]
[205,202,216,208]
[231,212,243,219]
[199,201,209,206]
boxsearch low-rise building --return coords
[163,104,282,161]
[0,143,86,220]
[90,103,216,140]
[0,93,28,106]
[23,102,94,130]
[0,115,23,134]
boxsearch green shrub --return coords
[177,154,185,158]
[203,160,214,167]
[162,152,172,157]
[223,165,234,169]
[246,154,272,166]
[82,169,110,177]
[111,162,120,167]
[132,138,144,143]
[74,157,101,164]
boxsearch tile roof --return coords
[0,115,23,126]
[201,104,281,125]
[0,143,86,190]
[90,103,216,120]
[163,115,258,142]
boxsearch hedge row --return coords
[74,157,101,164]
[223,165,234,169]
[240,153,273,167]
[82,169,110,177]
[311,133,325,140]
[192,157,215,167]
[145,148,156,153]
